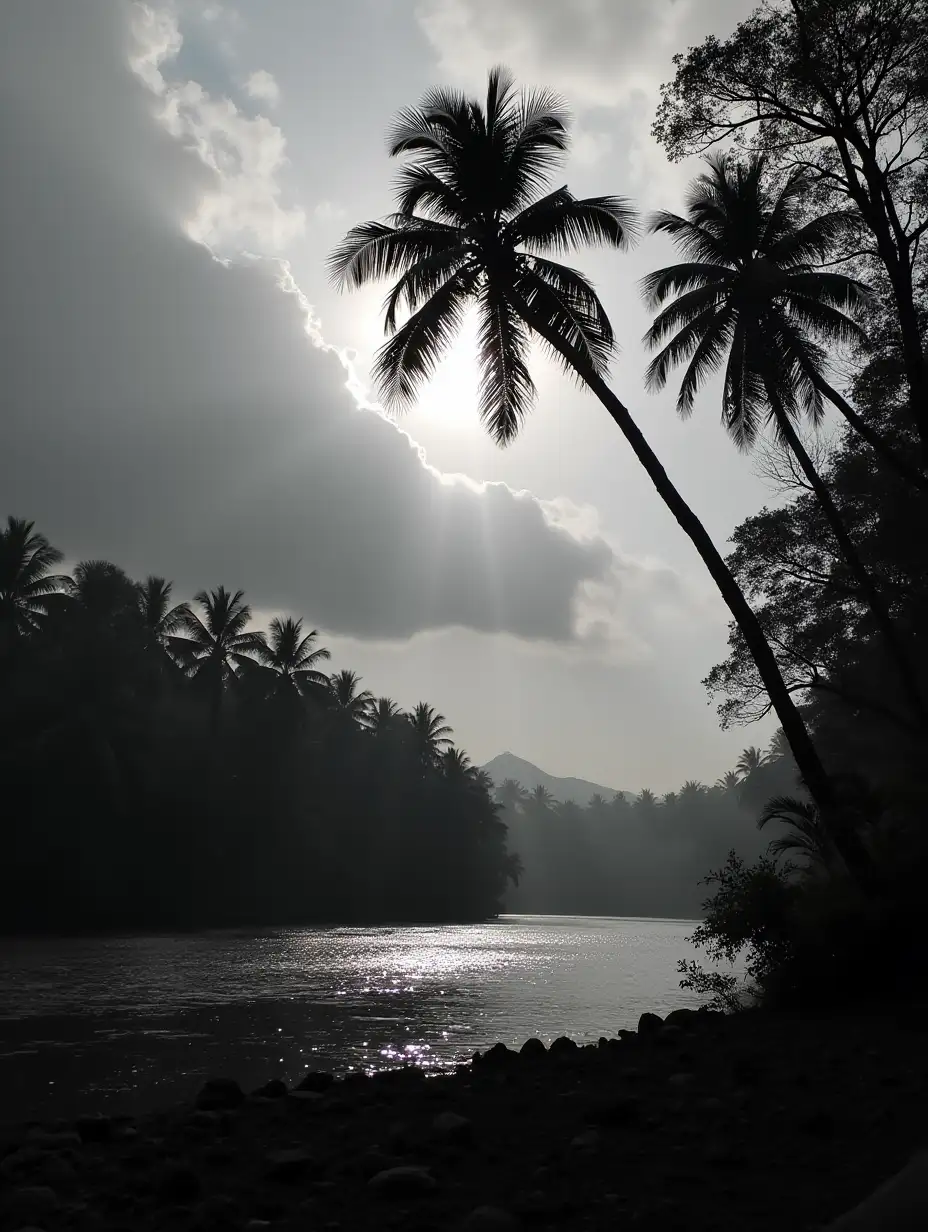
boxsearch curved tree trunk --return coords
[772,408,927,726]
[812,374,928,494]
[517,303,876,889]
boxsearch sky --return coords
[0,0,789,793]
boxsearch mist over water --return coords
[0,916,716,1122]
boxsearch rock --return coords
[255,1078,288,1099]
[288,1090,324,1103]
[156,1164,202,1204]
[637,1013,664,1036]
[5,1188,59,1221]
[667,1072,696,1088]
[265,1148,320,1182]
[456,1206,520,1231]
[26,1129,82,1150]
[550,1036,578,1057]
[0,1148,43,1179]
[432,1111,473,1144]
[297,1071,335,1093]
[571,1129,602,1150]
[357,1148,406,1180]
[75,1114,113,1143]
[481,1042,514,1068]
[368,1165,439,1197]
[663,1008,700,1030]
[196,1078,245,1111]
[520,1037,547,1059]
[587,1095,641,1128]
[189,1110,223,1130]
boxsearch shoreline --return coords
[2,1006,926,1231]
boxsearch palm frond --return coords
[475,285,536,444]
[510,189,638,254]
[392,166,469,223]
[644,300,726,393]
[639,262,731,310]
[722,320,768,450]
[768,209,862,268]
[328,218,463,290]
[515,263,615,377]
[383,245,475,332]
[373,265,479,408]
[675,305,737,417]
[647,212,730,264]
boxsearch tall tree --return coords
[643,152,925,721]
[135,576,191,672]
[254,617,331,699]
[329,66,869,879]
[181,587,266,728]
[653,0,928,456]
[737,746,769,780]
[0,517,71,649]
[408,701,453,766]
[328,669,374,725]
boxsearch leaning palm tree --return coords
[757,795,834,869]
[181,587,266,727]
[407,701,453,765]
[0,517,71,643]
[643,153,925,723]
[329,67,866,880]
[254,617,331,700]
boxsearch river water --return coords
[0,915,714,1123]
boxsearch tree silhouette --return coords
[368,695,404,736]
[328,669,374,726]
[408,701,453,766]
[135,576,191,672]
[0,516,71,649]
[330,66,861,876]
[181,587,266,728]
[643,153,924,721]
[255,616,331,699]
[736,746,768,780]
[758,795,833,868]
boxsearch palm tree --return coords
[642,153,925,723]
[527,784,555,815]
[329,67,864,880]
[716,770,741,793]
[0,517,71,645]
[181,587,266,727]
[757,795,834,869]
[441,746,473,782]
[767,727,793,762]
[135,576,191,670]
[328,669,374,725]
[408,701,453,764]
[254,617,331,700]
[736,746,768,781]
[368,695,404,735]
[497,777,529,813]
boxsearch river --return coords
[0,915,716,1123]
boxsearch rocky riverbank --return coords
[1,1006,926,1232]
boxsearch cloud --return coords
[414,0,754,197]
[0,0,651,646]
[131,4,303,252]
[245,68,281,109]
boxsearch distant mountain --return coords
[481,752,630,807]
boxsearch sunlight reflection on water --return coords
[0,915,722,1121]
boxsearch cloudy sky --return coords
[0,0,784,793]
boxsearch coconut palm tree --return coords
[757,795,834,868]
[736,746,768,781]
[0,517,71,645]
[527,784,555,816]
[642,153,925,723]
[135,576,191,671]
[368,695,404,736]
[716,770,741,793]
[497,777,529,813]
[328,669,374,725]
[329,67,863,878]
[181,587,266,727]
[440,746,473,782]
[408,701,453,765]
[254,617,331,700]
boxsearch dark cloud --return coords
[0,0,615,642]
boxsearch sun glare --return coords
[413,312,482,431]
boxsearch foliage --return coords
[0,519,517,931]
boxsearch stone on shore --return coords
[368,1164,439,1197]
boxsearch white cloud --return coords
[130,4,303,253]
[245,68,281,109]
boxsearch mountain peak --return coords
[481,752,628,807]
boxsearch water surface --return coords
[0,915,709,1122]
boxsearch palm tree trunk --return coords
[811,373,928,494]
[516,302,877,890]
[772,407,927,726]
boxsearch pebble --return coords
[368,1165,439,1197]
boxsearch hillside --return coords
[481,752,630,807]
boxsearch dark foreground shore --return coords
[2,1007,926,1232]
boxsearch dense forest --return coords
[0,532,518,930]
[495,742,798,919]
